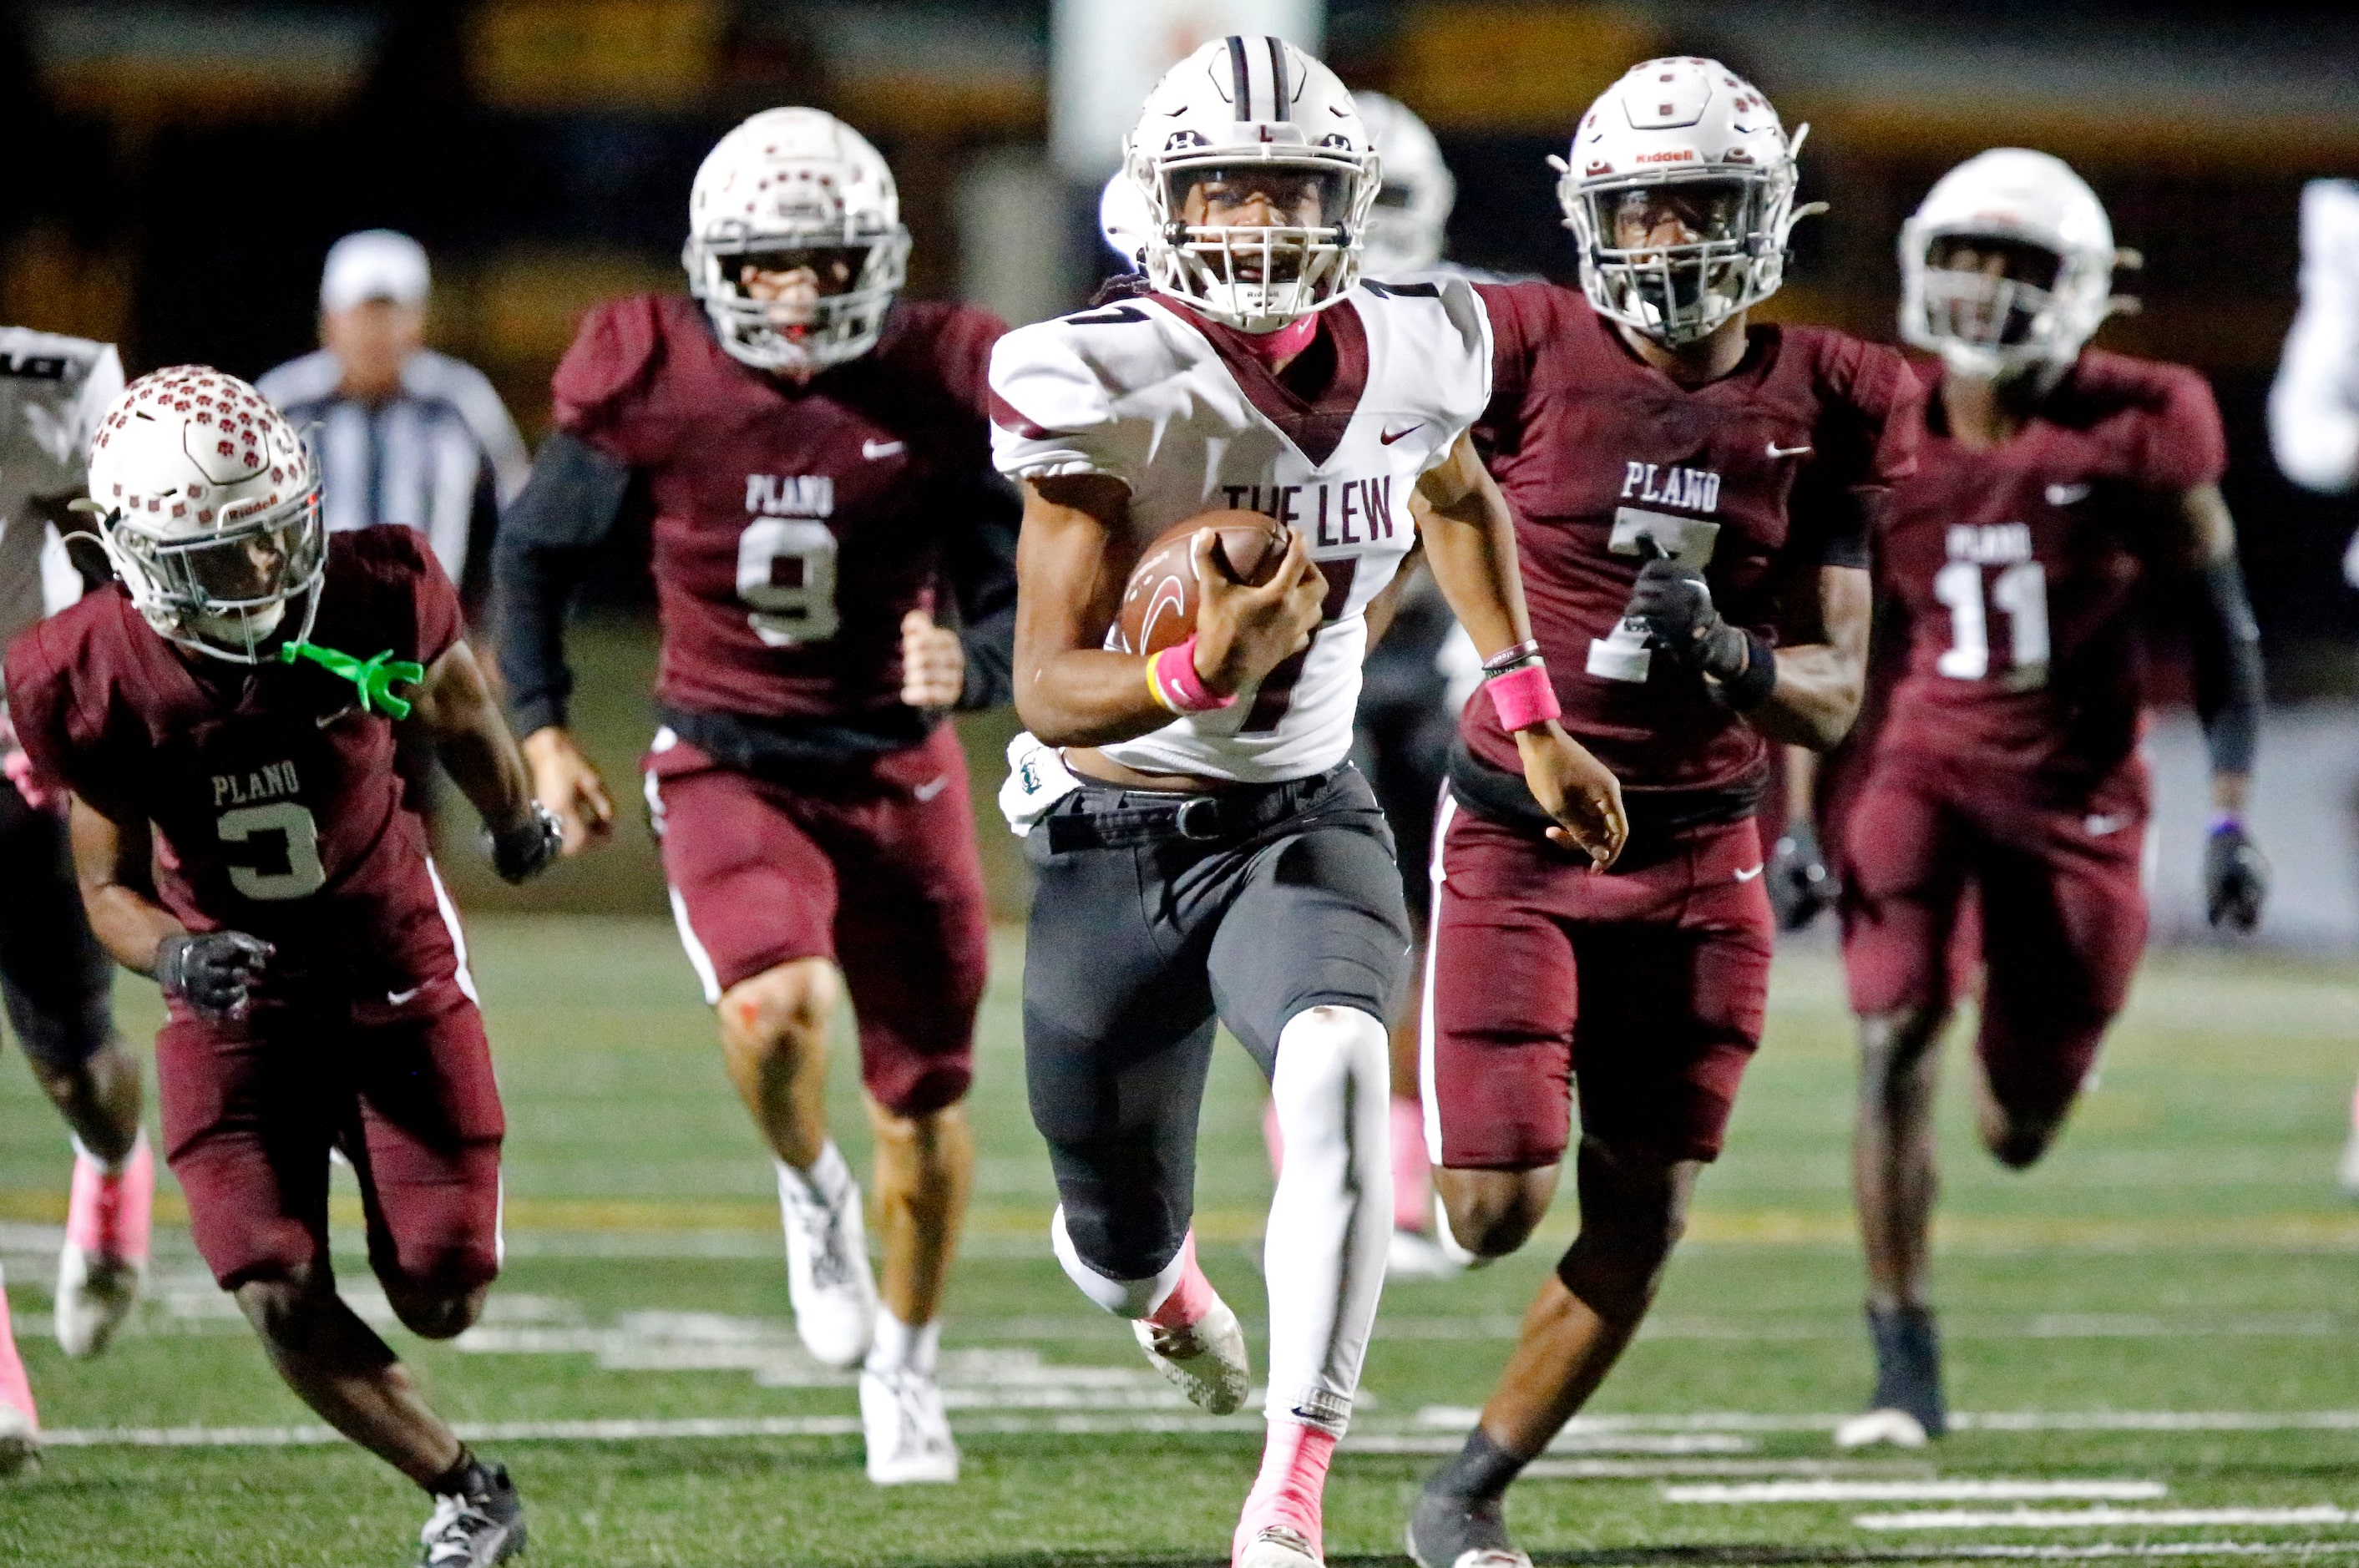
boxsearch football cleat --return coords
[1834,1407,1931,1450]
[777,1163,877,1369]
[1405,1485,1530,1568]
[1132,1293,1250,1415]
[2337,1123,2359,1197]
[1836,1302,1946,1449]
[416,1462,524,1566]
[0,1400,38,1478]
[56,1136,154,1359]
[1236,1525,1322,1568]
[1386,1227,1465,1282]
[859,1363,959,1485]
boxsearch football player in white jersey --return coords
[990,38,1626,1568]
[0,328,153,1469]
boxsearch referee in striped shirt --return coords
[258,230,529,598]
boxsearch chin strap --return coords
[279,640,426,719]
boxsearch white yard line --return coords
[1414,1407,2359,1436]
[1860,1505,2359,1530]
[1668,1479,2168,1503]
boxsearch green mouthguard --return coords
[279,640,428,720]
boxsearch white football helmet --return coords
[683,108,911,376]
[1123,36,1381,333]
[1098,170,1154,271]
[1900,148,2130,382]
[77,367,323,664]
[1554,58,1816,346]
[1354,92,1455,277]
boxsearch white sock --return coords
[1262,1005,1392,1435]
[777,1140,853,1207]
[866,1309,940,1377]
[1050,1206,1188,1318]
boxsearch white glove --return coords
[2270,180,2359,493]
[998,731,1081,838]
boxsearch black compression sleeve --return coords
[490,430,635,735]
[946,473,1021,711]
[2189,554,2264,777]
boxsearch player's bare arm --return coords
[1628,553,1871,751]
[1414,432,1628,867]
[1011,473,1324,750]
[2170,481,2268,927]
[1357,538,1425,650]
[70,797,272,1022]
[409,640,561,884]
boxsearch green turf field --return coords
[3,918,2358,1566]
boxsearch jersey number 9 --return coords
[738,518,841,647]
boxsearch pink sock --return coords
[1234,1419,1336,1564]
[68,1133,154,1261]
[1147,1231,1217,1331]
[1390,1095,1430,1232]
[0,1267,37,1428]
[1263,1097,1285,1177]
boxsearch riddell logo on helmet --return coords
[1636,149,1697,164]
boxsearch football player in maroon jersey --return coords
[492,109,1015,1485]
[7,367,557,1566]
[1406,62,1921,1568]
[1832,149,2267,1449]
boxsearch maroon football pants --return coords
[1840,756,2149,1125]
[159,976,504,1295]
[1422,796,1774,1169]
[644,723,987,1118]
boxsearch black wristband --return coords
[1717,630,1778,711]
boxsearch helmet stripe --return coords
[1226,35,1252,120]
[1266,36,1289,120]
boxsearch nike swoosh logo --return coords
[2047,482,2092,505]
[914,775,951,802]
[2083,813,2129,837]
[863,438,905,460]
[1734,864,1765,882]
[315,705,357,729]
[1767,443,1813,459]
[1379,424,1423,446]
[387,985,424,1006]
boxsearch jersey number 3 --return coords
[218,802,326,901]
[1934,559,2050,689]
[738,518,840,647]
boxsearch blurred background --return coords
[9,0,2358,939]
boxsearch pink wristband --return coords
[1150,635,1237,714]
[1486,661,1561,731]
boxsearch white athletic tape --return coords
[1666,1479,2169,1503]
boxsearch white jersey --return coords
[990,280,1491,782]
[0,328,121,649]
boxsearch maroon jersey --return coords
[1459,282,1920,823]
[552,293,1006,725]
[1870,348,2225,787]
[5,526,464,999]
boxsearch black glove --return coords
[153,931,274,1023]
[1628,556,1748,679]
[1766,819,1833,932]
[489,802,564,885]
[2205,822,2268,931]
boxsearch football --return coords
[1111,509,1291,656]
